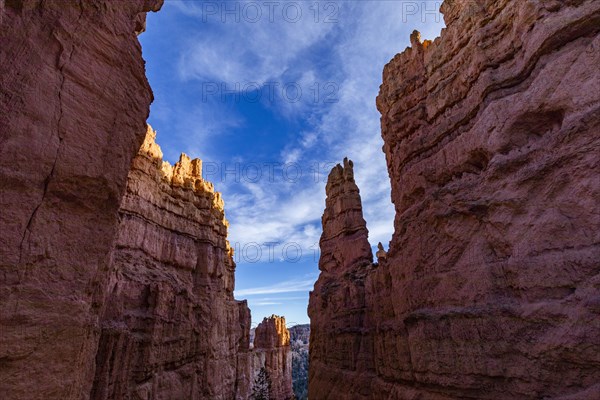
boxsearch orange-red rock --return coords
[91,126,253,399]
[0,1,162,398]
[308,158,375,398]
[253,315,294,400]
[0,2,292,399]
[309,0,600,398]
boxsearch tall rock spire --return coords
[319,158,373,273]
[308,159,375,398]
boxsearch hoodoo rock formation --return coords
[0,2,292,399]
[253,315,294,400]
[308,158,375,398]
[0,1,164,398]
[309,1,600,399]
[91,126,254,399]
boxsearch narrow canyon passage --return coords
[1,1,599,400]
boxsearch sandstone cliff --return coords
[253,315,294,400]
[0,1,163,398]
[90,126,254,399]
[309,0,600,399]
[0,2,292,399]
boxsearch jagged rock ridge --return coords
[309,0,600,399]
[91,126,253,399]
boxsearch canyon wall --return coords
[309,0,600,399]
[90,127,254,400]
[0,2,292,399]
[0,1,163,398]
[253,315,294,400]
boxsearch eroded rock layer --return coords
[90,126,253,399]
[0,1,163,398]
[309,0,600,399]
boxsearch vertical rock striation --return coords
[253,315,294,400]
[90,126,253,399]
[309,0,600,399]
[0,1,163,399]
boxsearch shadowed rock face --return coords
[0,1,163,398]
[90,127,254,400]
[308,159,375,398]
[309,0,600,399]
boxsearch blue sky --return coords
[140,0,444,326]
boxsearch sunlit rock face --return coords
[0,1,163,398]
[253,315,294,400]
[91,126,253,400]
[309,0,600,399]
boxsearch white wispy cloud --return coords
[154,102,244,163]
[175,1,336,85]
[249,296,308,301]
[235,275,318,296]
[161,0,444,261]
